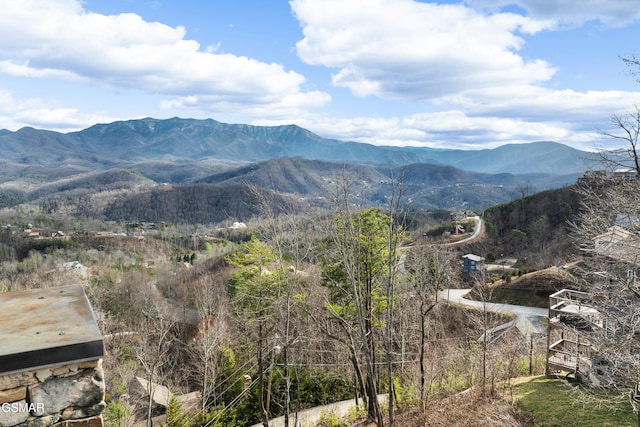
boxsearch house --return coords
[613,168,638,181]
[129,376,172,411]
[450,210,476,221]
[462,254,484,272]
[545,289,607,385]
[561,214,640,387]
[545,288,626,387]
[593,226,640,265]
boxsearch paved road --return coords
[444,216,483,246]
[438,289,548,317]
[438,289,548,337]
[249,395,388,427]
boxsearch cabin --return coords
[462,253,484,272]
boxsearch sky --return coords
[2,1,640,151]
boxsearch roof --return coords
[615,213,640,229]
[593,226,640,265]
[462,254,484,262]
[0,284,104,374]
[130,377,172,407]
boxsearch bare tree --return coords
[134,299,177,427]
[406,244,451,412]
[319,172,409,426]
[248,184,318,427]
[569,98,640,424]
[595,104,640,175]
[383,167,408,427]
[190,277,229,414]
[474,279,496,396]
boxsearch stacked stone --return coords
[0,359,105,427]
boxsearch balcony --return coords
[547,338,593,373]
[549,289,603,330]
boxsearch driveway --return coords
[444,216,483,246]
[438,289,548,337]
[249,395,388,427]
[438,289,547,317]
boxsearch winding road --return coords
[438,288,548,337]
[444,216,483,245]
[438,289,547,318]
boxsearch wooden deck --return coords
[549,289,603,329]
[547,338,593,373]
[546,290,602,382]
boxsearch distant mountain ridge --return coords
[0,117,594,175]
[0,117,601,217]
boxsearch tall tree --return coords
[227,236,284,427]
[570,91,640,424]
[249,184,315,427]
[383,169,407,427]
[322,205,407,426]
[134,299,177,427]
[407,245,450,412]
[190,276,229,414]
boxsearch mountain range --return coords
[0,117,598,218]
[0,117,594,174]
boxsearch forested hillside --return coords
[103,184,296,224]
[467,185,583,268]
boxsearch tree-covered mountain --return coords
[0,117,595,219]
[0,117,595,175]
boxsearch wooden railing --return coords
[549,289,603,329]
[547,338,593,372]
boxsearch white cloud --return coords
[465,0,640,27]
[0,0,329,116]
[0,90,118,132]
[0,0,636,153]
[160,89,331,120]
[255,106,611,152]
[440,85,640,126]
[286,0,640,151]
[291,0,556,99]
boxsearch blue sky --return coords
[2,0,640,151]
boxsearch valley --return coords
[0,118,636,427]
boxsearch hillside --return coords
[407,141,593,174]
[463,185,584,269]
[103,183,297,224]
[0,159,582,222]
[0,128,614,427]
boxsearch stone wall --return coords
[0,359,105,427]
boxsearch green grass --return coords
[511,375,637,427]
